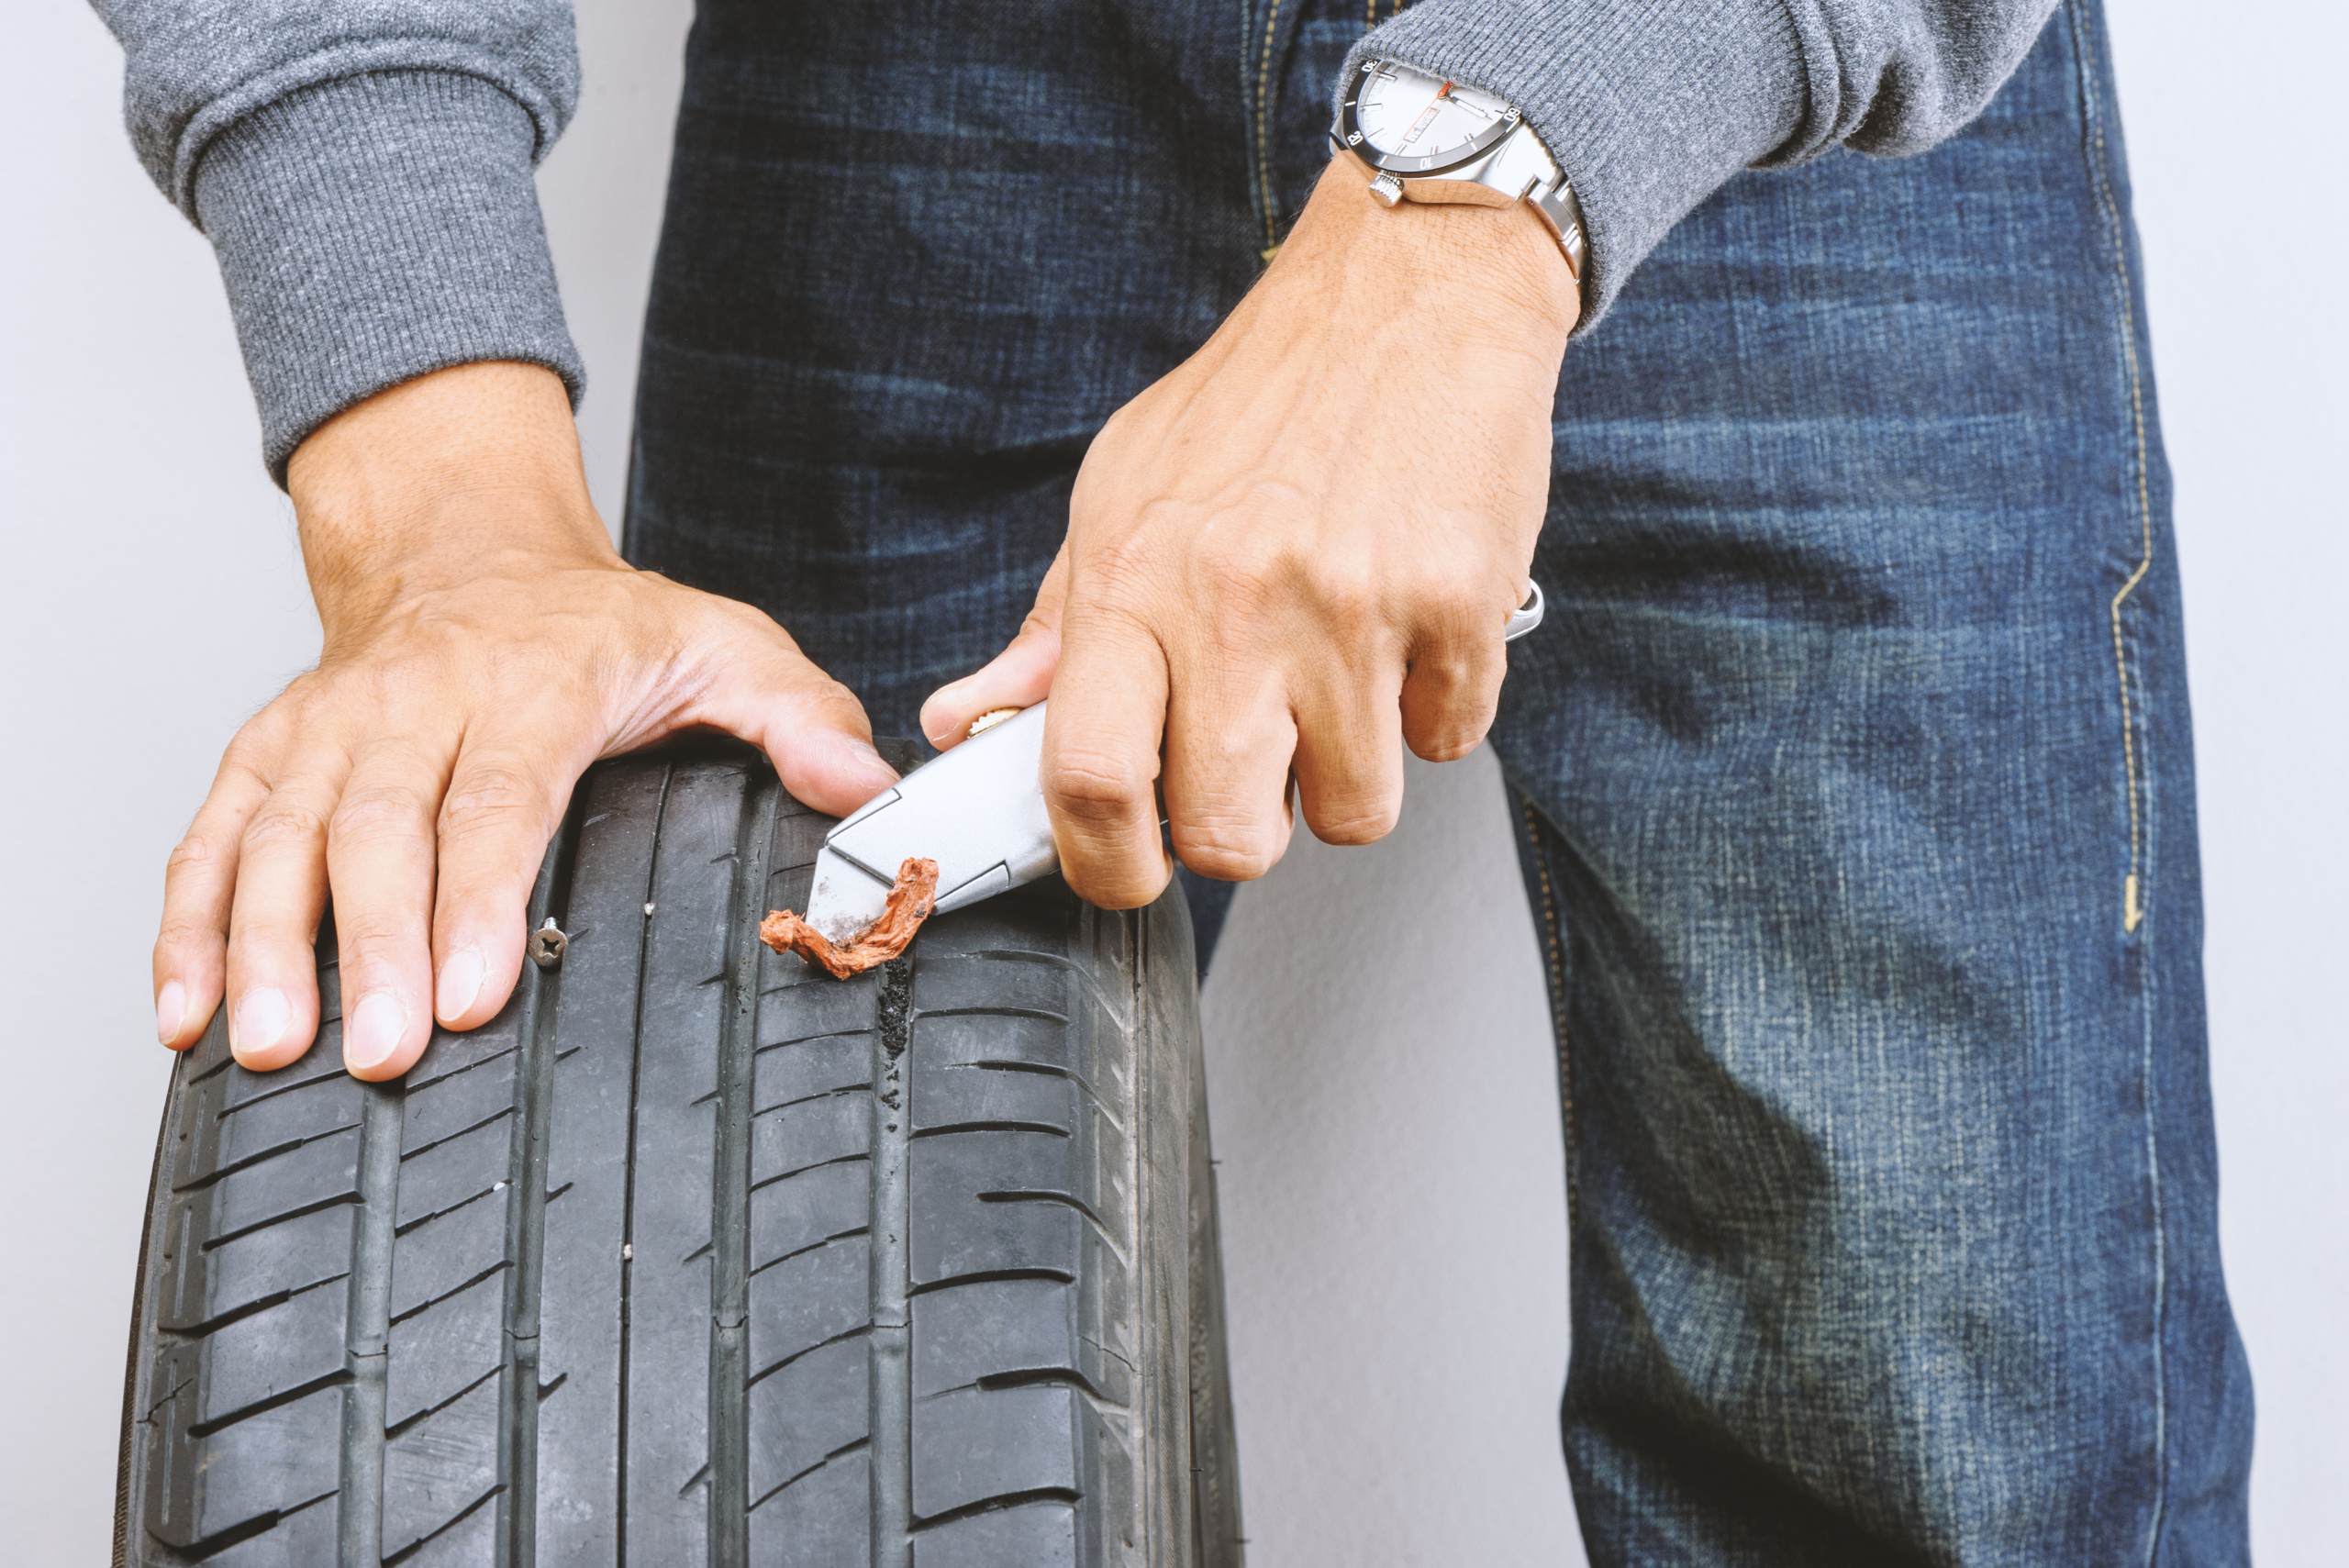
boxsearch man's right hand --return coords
[152,361,897,1081]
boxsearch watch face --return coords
[1336,60,1518,176]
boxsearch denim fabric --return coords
[626,0,2252,1558]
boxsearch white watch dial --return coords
[1343,61,1516,174]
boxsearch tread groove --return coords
[490,823,572,1567]
[745,1323,873,1388]
[384,1262,514,1326]
[395,1104,517,1163]
[184,1368,354,1440]
[747,1438,872,1514]
[337,1073,406,1563]
[168,1132,326,1195]
[909,1487,1084,1533]
[196,1191,362,1252]
[871,954,916,1568]
[709,768,780,1561]
[614,761,678,1568]
[746,1228,869,1279]
[158,1273,347,1340]
[384,1364,503,1440]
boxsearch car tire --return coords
[114,739,1243,1567]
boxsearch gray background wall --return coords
[4,0,2339,1561]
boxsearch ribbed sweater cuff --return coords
[1343,0,1811,332]
[192,70,584,484]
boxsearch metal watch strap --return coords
[1497,121,1588,283]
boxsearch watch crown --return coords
[1367,172,1406,207]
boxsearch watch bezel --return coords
[1336,59,1520,177]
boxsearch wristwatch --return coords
[1331,59,1586,284]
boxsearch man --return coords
[102,0,2250,1556]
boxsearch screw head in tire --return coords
[529,920,568,969]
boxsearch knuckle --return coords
[154,914,222,953]
[165,828,231,882]
[330,782,433,847]
[439,762,548,841]
[240,798,331,855]
[1197,531,1296,612]
[1044,752,1152,822]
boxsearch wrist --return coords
[288,361,619,632]
[1282,158,1580,352]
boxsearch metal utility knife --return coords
[800,583,1546,941]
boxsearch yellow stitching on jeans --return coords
[2071,5,2170,1557]
[1255,0,1286,261]
[2079,16,2156,936]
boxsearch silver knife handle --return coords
[824,700,1060,915]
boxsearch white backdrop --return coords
[3,1,2339,1562]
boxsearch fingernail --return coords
[345,991,410,1073]
[846,738,899,786]
[155,981,186,1046]
[436,947,487,1024]
[229,987,292,1062]
[921,682,972,742]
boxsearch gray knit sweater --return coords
[92,0,2060,481]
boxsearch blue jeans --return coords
[625,0,2254,1557]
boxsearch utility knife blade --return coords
[800,702,1058,945]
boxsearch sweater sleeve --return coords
[89,1,586,483]
[1341,0,2062,330]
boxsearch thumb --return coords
[920,549,1071,748]
[681,619,901,818]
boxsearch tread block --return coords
[390,1186,512,1320]
[911,1502,1083,1568]
[751,1091,870,1185]
[395,1485,499,1567]
[908,1008,1081,1080]
[911,1057,1077,1137]
[910,1384,1097,1521]
[205,1073,364,1162]
[911,954,1073,1019]
[387,1270,507,1429]
[217,1037,350,1113]
[401,1043,519,1140]
[196,1126,362,1242]
[747,1336,868,1503]
[406,1003,524,1087]
[161,1201,353,1333]
[754,1034,870,1114]
[145,1377,343,1551]
[750,1162,868,1271]
[912,1277,1129,1407]
[755,971,882,1035]
[395,1115,515,1228]
[749,1448,870,1565]
[747,1235,869,1373]
[380,1375,501,1559]
[194,1281,349,1422]
[910,1129,1128,1288]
